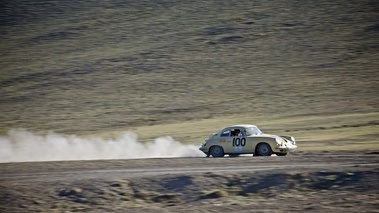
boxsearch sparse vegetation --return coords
[0,0,378,212]
[1,167,378,212]
[0,0,378,143]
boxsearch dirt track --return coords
[1,153,378,212]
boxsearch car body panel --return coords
[199,124,297,157]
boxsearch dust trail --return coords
[0,129,205,163]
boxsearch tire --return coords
[276,153,288,156]
[210,146,224,158]
[256,143,272,156]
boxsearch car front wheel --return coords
[210,146,224,158]
[256,143,272,156]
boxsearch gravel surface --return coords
[0,153,378,212]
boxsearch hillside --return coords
[0,0,378,136]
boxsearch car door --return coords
[218,129,233,153]
[226,128,247,154]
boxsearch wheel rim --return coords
[213,147,221,155]
[211,146,223,157]
[258,144,270,156]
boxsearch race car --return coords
[199,124,297,157]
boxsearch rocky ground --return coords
[0,152,378,213]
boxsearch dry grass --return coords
[116,112,379,152]
[0,0,378,154]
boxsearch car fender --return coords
[279,135,296,144]
[247,135,277,151]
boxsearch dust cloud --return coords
[0,129,205,163]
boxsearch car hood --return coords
[249,133,278,139]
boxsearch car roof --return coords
[228,124,257,129]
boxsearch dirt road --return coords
[0,154,378,182]
[1,153,378,212]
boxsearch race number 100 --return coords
[233,138,246,147]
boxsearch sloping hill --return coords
[0,0,378,135]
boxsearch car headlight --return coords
[290,136,296,144]
[276,137,285,145]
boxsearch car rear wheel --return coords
[256,143,272,156]
[210,146,224,158]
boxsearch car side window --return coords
[241,129,246,136]
[231,128,244,137]
[220,130,230,137]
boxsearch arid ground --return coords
[1,0,378,135]
[1,153,379,213]
[0,0,378,212]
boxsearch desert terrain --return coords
[0,0,378,212]
[0,154,379,213]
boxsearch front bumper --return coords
[274,143,298,153]
[199,145,208,152]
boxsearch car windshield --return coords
[245,126,263,136]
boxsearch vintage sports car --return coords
[199,125,297,157]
